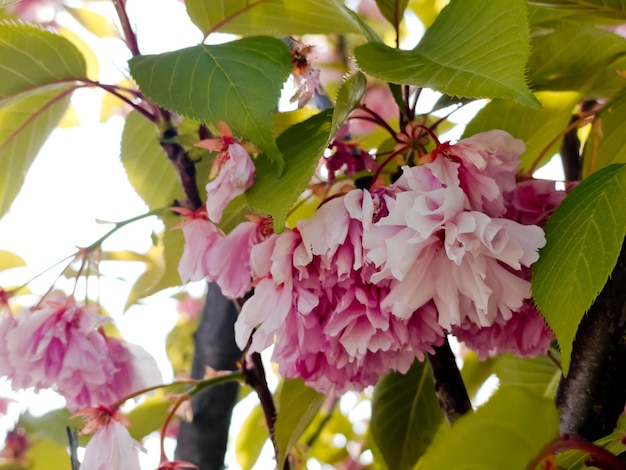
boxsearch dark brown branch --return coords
[161,128,203,211]
[556,237,626,441]
[241,352,281,462]
[174,284,242,469]
[426,336,472,423]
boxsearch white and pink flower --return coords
[0,291,160,410]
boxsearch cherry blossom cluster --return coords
[0,291,161,411]
[179,129,562,394]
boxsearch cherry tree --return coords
[1,0,626,469]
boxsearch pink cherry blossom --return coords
[442,130,524,216]
[504,178,567,226]
[452,302,554,360]
[205,143,255,224]
[364,154,545,330]
[236,190,445,394]
[77,404,143,470]
[3,292,111,399]
[176,211,221,283]
[7,0,62,22]
[0,291,161,410]
[205,219,268,299]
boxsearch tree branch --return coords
[556,237,626,441]
[174,284,242,469]
[426,336,472,423]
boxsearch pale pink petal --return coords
[178,218,220,283]
[206,143,255,223]
[81,421,143,470]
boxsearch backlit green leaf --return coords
[375,0,410,28]
[120,110,182,209]
[127,394,173,441]
[494,354,560,398]
[0,22,86,102]
[464,91,581,172]
[185,0,360,37]
[0,250,25,271]
[354,0,539,108]
[528,25,626,92]
[331,71,367,137]
[371,360,443,470]
[533,164,626,374]
[27,438,71,470]
[0,90,72,221]
[417,387,559,469]
[0,23,86,221]
[275,378,326,470]
[528,0,626,20]
[20,409,83,448]
[246,110,333,232]
[583,90,626,176]
[460,352,495,402]
[236,404,269,470]
[129,37,292,170]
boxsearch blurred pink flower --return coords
[0,291,160,410]
[8,0,62,22]
[77,404,143,470]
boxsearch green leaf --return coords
[0,250,25,271]
[354,0,539,108]
[0,24,86,221]
[370,360,443,470]
[375,0,410,28]
[236,404,269,470]
[124,214,184,310]
[494,354,560,398]
[275,378,326,469]
[533,164,626,375]
[463,91,581,172]
[331,71,367,136]
[27,438,72,470]
[246,109,333,232]
[129,37,292,170]
[120,110,182,209]
[417,387,559,470]
[185,0,360,37]
[127,394,173,441]
[0,22,86,102]
[528,25,626,91]
[20,409,83,448]
[166,316,199,375]
[583,90,626,176]
[63,6,118,38]
[528,0,626,20]
[460,352,496,402]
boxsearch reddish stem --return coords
[528,434,626,470]
[112,0,140,56]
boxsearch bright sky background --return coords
[0,0,565,468]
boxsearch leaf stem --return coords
[112,0,140,56]
[527,434,626,470]
[523,106,600,178]
[85,207,167,251]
